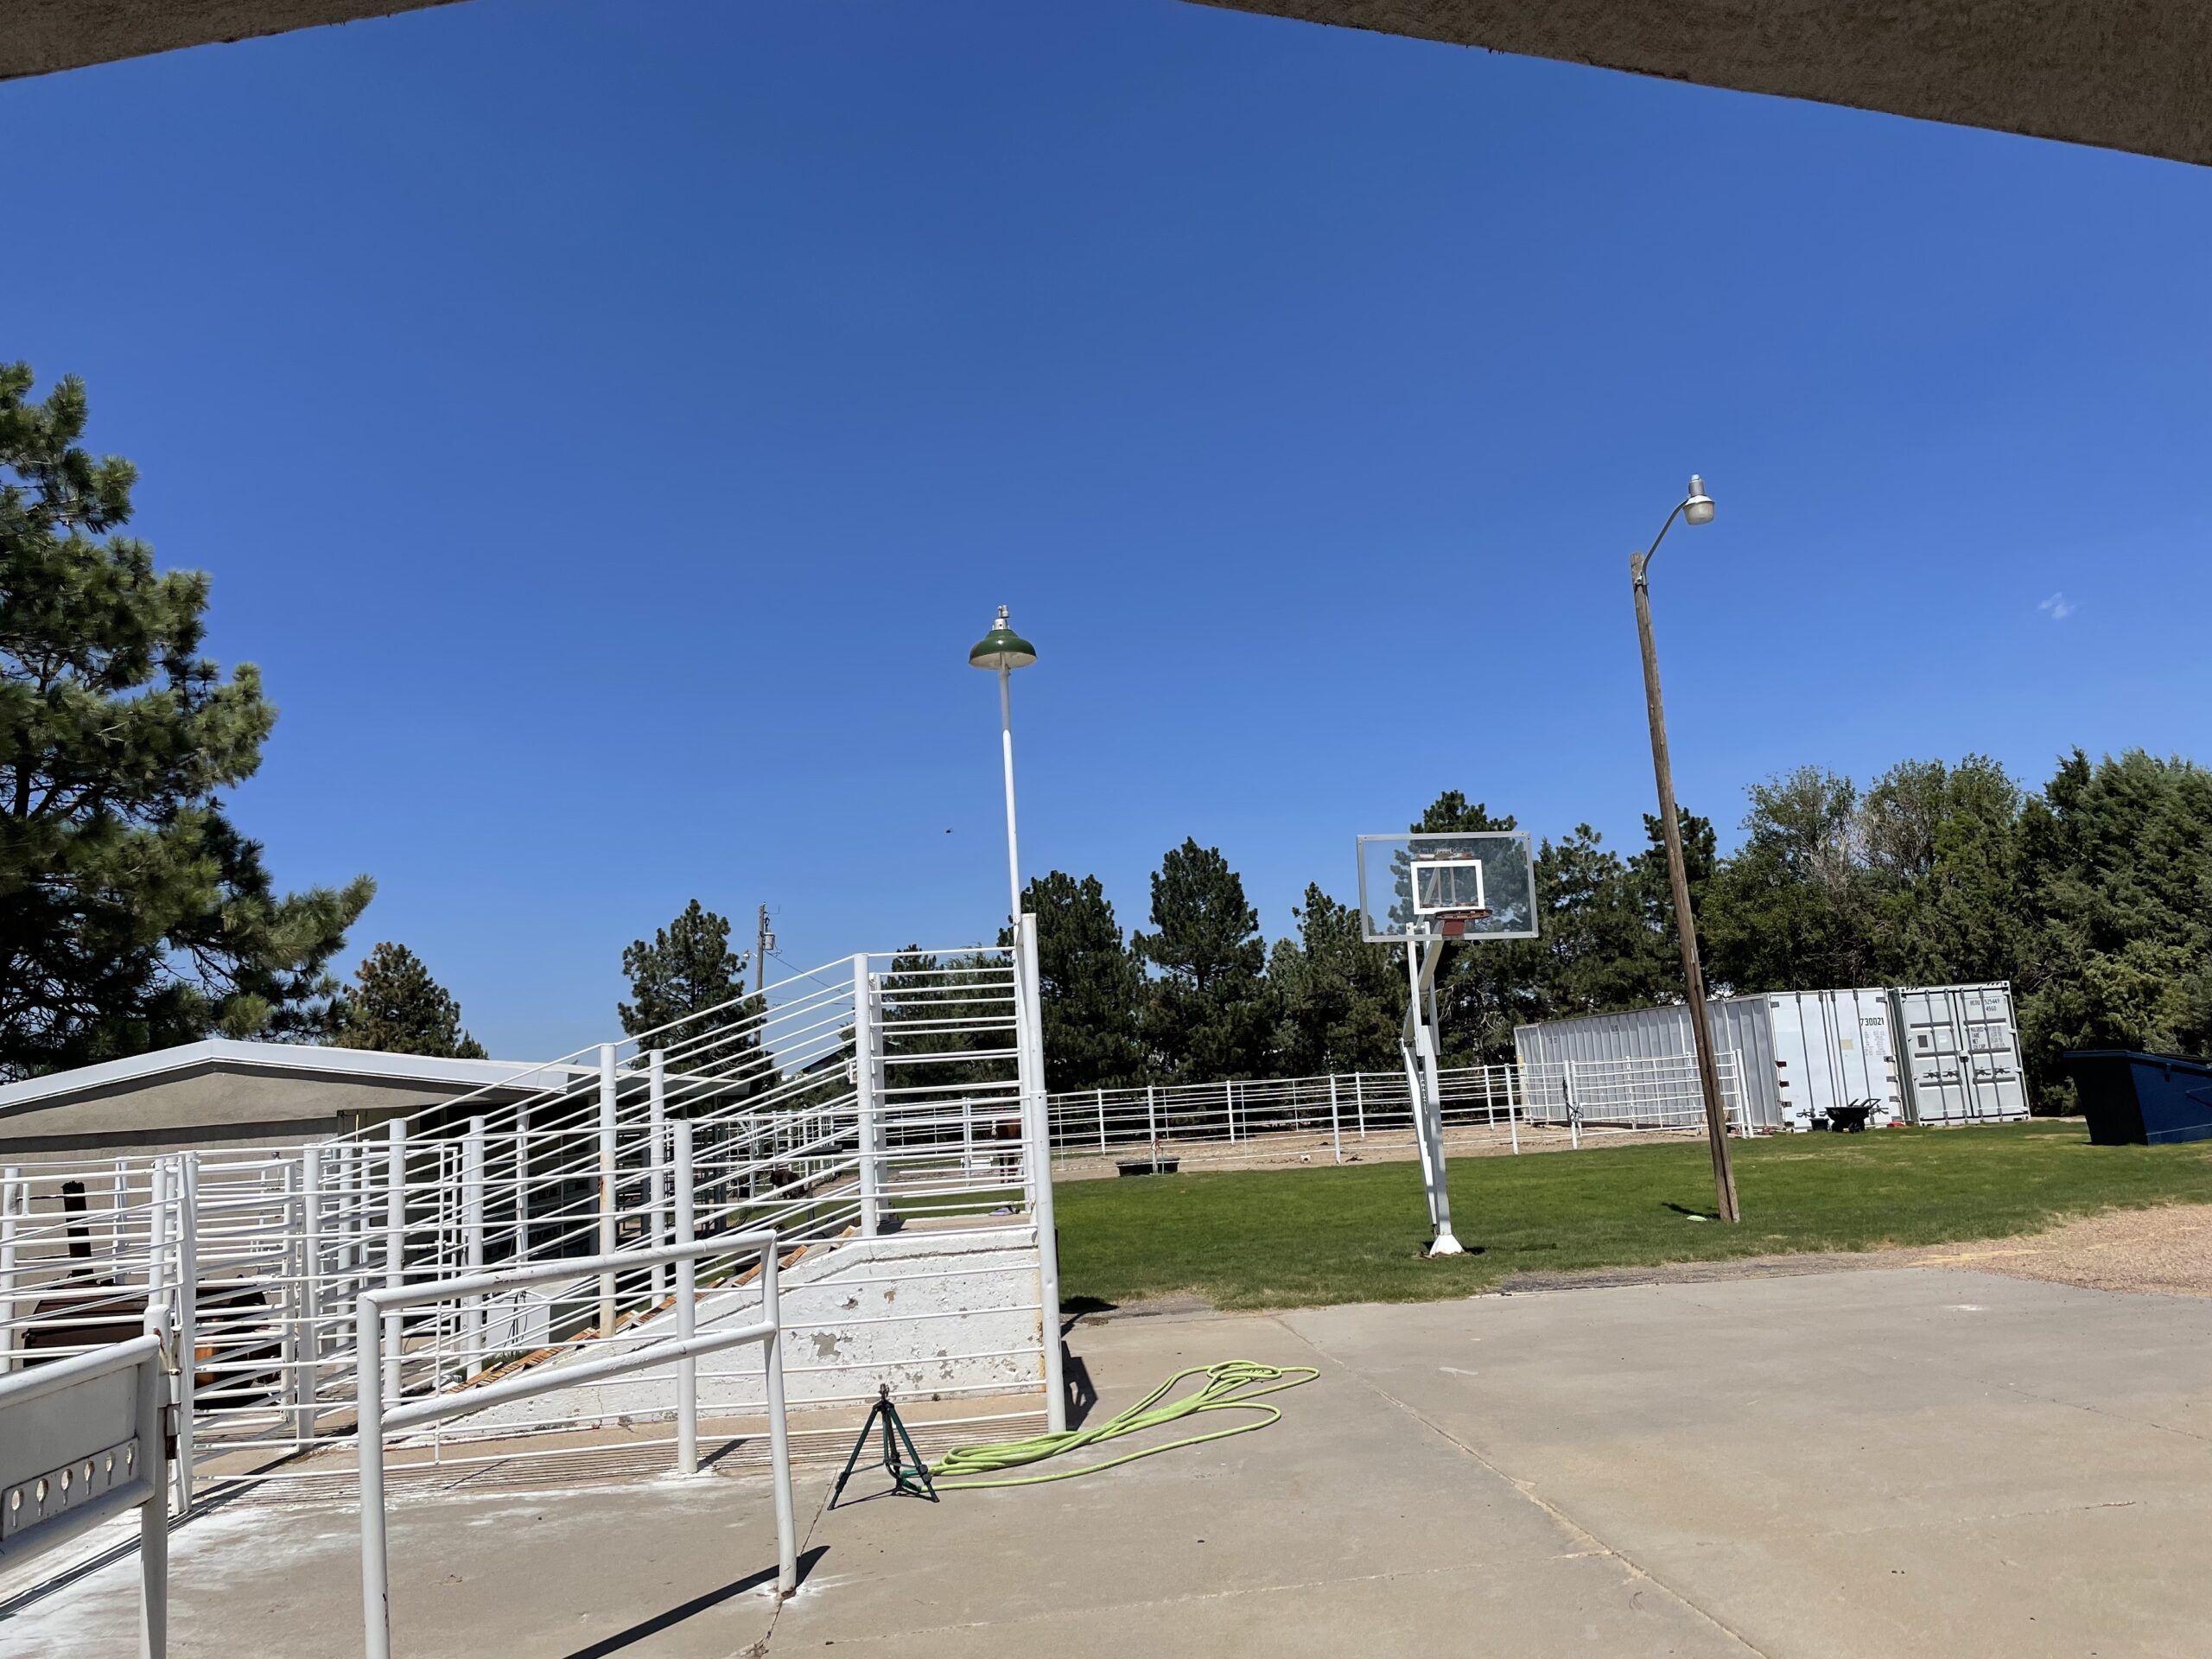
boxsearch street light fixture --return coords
[1630,476,1741,1224]
[1682,475,1715,525]
[969,605,1037,926]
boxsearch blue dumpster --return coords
[2062,1049,2212,1146]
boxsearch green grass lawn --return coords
[1054,1122,2212,1312]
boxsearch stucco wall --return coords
[447,1222,1050,1435]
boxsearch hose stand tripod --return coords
[830,1384,938,1507]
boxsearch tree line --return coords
[1025,756,2212,1109]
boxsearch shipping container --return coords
[1514,982,2030,1132]
[1890,983,2030,1125]
[1766,988,1904,1130]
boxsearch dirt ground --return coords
[1049,1119,1692,1181]
[1477,1202,2212,1300]
[1913,1201,2212,1296]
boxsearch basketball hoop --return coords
[1351,830,1541,1259]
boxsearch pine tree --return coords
[880,945,1013,1094]
[1410,795,1542,1062]
[1541,824,1675,1015]
[2014,750,2212,1095]
[0,363,372,1077]
[1268,885,1401,1076]
[1627,806,1719,986]
[618,900,758,1076]
[335,944,486,1058]
[1131,839,1272,1083]
[1010,872,1144,1092]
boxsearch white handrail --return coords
[0,1315,168,1656]
[353,1225,796,1659]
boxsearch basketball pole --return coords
[1630,477,1742,1224]
[1401,936,1464,1256]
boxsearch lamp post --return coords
[969,605,1065,1433]
[969,605,1037,925]
[1630,476,1741,1224]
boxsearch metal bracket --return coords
[0,1437,143,1548]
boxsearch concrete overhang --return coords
[2,1,2207,168]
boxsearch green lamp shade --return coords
[969,617,1037,670]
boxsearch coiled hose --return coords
[930,1359,1319,1490]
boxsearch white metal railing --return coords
[0,944,1052,1511]
[1044,1052,1750,1165]
[356,1211,796,1658]
[0,1315,169,1655]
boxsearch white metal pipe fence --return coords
[0,946,1052,1512]
[1043,1051,1751,1166]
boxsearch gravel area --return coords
[1489,1205,2212,1299]
[1914,1202,2212,1297]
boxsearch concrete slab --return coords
[9,1265,2209,1656]
[1284,1267,2212,1657]
[0,1478,803,1659]
[775,1309,1743,1655]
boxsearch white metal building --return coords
[1514,982,2031,1132]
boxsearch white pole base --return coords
[1427,1232,1465,1258]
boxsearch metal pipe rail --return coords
[0,1320,169,1656]
[354,1226,797,1659]
[1040,1052,1751,1164]
[4,944,1052,1515]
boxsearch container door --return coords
[1956,985,2030,1121]
[1838,989,1906,1125]
[1896,988,1967,1123]
[1770,992,1903,1129]
[1894,986,2029,1124]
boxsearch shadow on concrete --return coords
[1064,1348,1098,1429]
[556,1544,828,1658]
[1061,1295,1116,1327]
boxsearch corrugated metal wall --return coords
[1515,982,2032,1132]
[1514,999,1783,1128]
[1765,988,1904,1129]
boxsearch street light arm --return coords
[1630,498,1691,587]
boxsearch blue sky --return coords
[3,1,2208,1058]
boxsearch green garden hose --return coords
[930,1360,1319,1489]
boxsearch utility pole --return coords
[754,905,773,999]
[1630,476,1741,1224]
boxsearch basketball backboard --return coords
[1355,831,1539,944]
